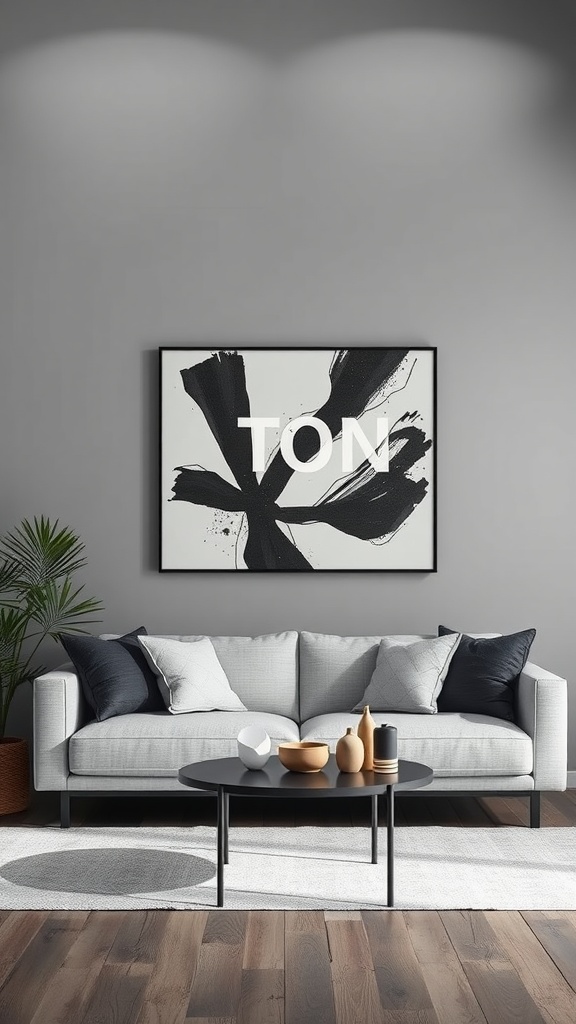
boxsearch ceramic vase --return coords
[373,724,399,774]
[336,727,364,773]
[237,726,271,769]
[357,705,376,770]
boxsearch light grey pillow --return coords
[138,635,247,715]
[353,633,461,714]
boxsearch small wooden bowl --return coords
[278,741,330,773]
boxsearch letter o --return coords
[280,416,333,473]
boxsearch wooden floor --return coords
[0,790,575,1024]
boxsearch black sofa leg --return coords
[530,791,541,829]
[60,792,71,829]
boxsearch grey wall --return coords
[1,1,575,767]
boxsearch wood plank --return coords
[0,917,79,1024]
[449,798,493,828]
[330,963,386,1024]
[186,941,244,1018]
[404,911,459,966]
[0,910,48,988]
[136,910,208,1024]
[326,913,385,1024]
[325,917,373,969]
[285,911,325,933]
[285,929,336,1024]
[26,911,127,1024]
[540,793,575,827]
[237,969,283,1024]
[420,963,488,1024]
[28,966,104,1024]
[425,798,462,826]
[521,912,576,992]
[477,798,525,828]
[185,1019,235,1024]
[401,798,435,827]
[484,911,576,1024]
[362,911,437,1015]
[243,912,284,969]
[440,912,507,962]
[376,1007,440,1023]
[50,910,91,930]
[79,963,150,1024]
[106,910,169,964]
[202,910,248,945]
[64,910,125,968]
[462,961,548,1024]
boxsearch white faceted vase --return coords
[237,726,271,769]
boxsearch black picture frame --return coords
[156,344,434,569]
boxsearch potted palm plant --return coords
[0,516,102,814]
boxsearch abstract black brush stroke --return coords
[171,350,432,570]
[259,348,409,504]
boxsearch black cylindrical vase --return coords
[373,725,398,773]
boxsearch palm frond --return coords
[25,577,103,637]
[0,556,21,598]
[0,516,89,589]
[0,516,103,735]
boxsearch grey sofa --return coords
[33,631,568,828]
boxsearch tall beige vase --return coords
[357,705,376,770]
[336,727,364,773]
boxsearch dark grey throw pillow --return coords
[437,626,536,722]
[59,627,165,721]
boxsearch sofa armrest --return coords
[33,664,88,790]
[516,662,567,791]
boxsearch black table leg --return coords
[387,785,394,908]
[371,794,378,864]
[217,786,225,907]
[224,791,229,864]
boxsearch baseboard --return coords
[567,771,576,788]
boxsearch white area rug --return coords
[0,825,574,910]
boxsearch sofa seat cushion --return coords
[69,711,299,777]
[300,712,533,777]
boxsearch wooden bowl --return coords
[278,741,330,773]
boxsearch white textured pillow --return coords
[353,633,461,714]
[138,636,247,715]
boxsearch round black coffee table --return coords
[178,755,433,907]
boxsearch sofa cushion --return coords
[60,628,164,721]
[299,632,428,720]
[138,636,247,714]
[102,631,299,720]
[352,634,461,715]
[437,626,536,722]
[300,712,533,777]
[69,711,299,777]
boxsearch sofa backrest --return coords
[298,631,501,721]
[132,632,299,720]
[299,632,424,720]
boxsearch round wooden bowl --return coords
[277,741,330,773]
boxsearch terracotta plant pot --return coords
[0,737,30,815]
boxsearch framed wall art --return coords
[159,346,436,572]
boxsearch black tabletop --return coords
[178,755,433,798]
